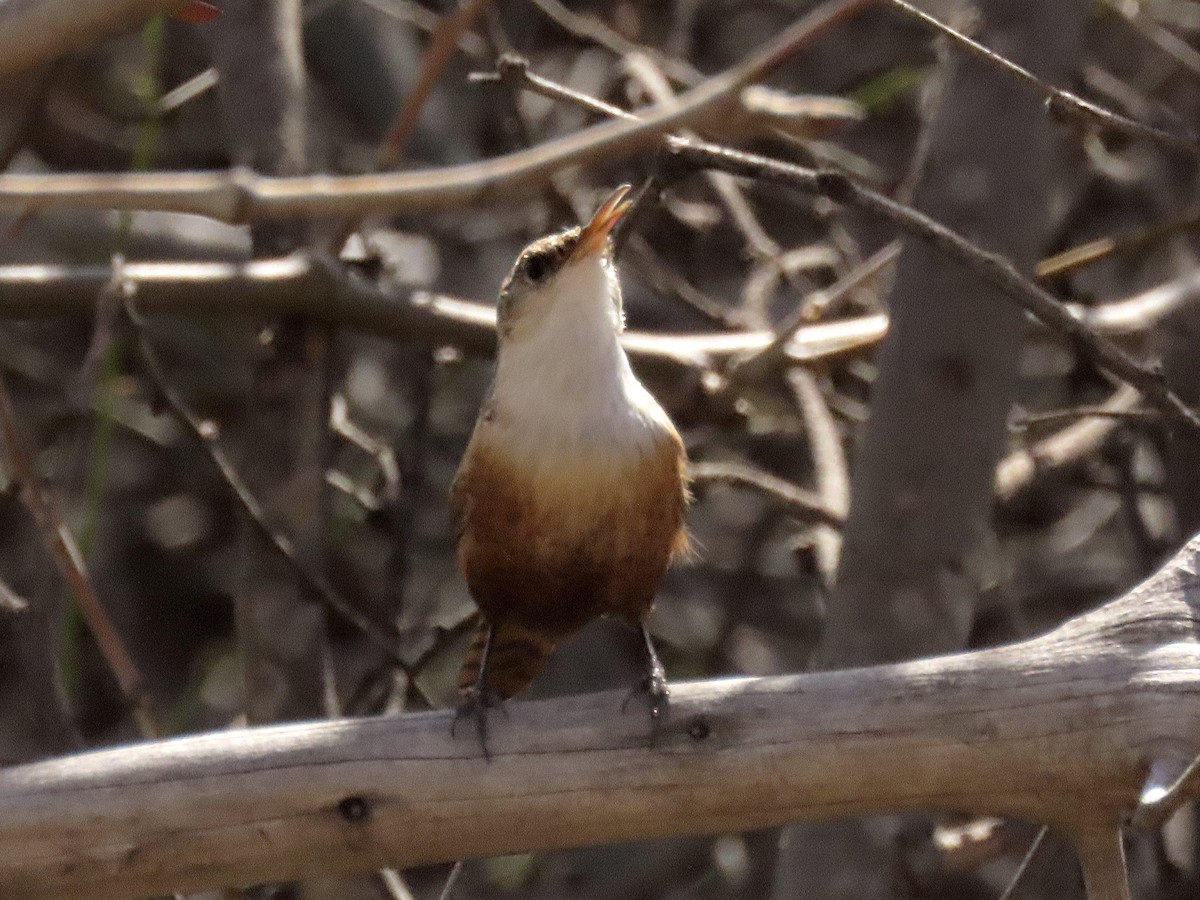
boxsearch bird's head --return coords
[495,185,632,344]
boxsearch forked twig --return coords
[886,0,1200,158]
[689,461,844,528]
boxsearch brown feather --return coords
[454,429,687,698]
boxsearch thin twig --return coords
[437,861,465,900]
[0,0,875,222]
[1036,202,1200,280]
[625,233,744,328]
[997,826,1049,900]
[376,0,494,169]
[885,0,1200,158]
[689,461,844,528]
[377,868,417,900]
[785,369,848,585]
[728,242,897,384]
[665,137,1200,432]
[331,0,496,251]
[470,54,637,122]
[1011,406,1162,431]
[118,272,412,672]
[0,359,160,738]
[529,0,701,85]
[996,385,1143,504]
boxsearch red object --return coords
[173,1,220,23]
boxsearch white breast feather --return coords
[488,254,674,458]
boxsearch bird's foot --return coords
[452,684,507,761]
[622,667,670,743]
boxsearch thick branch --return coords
[0,257,1192,373]
[0,255,878,373]
[3,533,1200,898]
[0,0,185,80]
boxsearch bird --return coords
[450,185,690,754]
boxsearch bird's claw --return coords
[623,669,670,743]
[452,685,506,761]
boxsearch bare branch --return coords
[0,367,160,738]
[3,531,1200,897]
[785,369,848,584]
[0,254,1192,379]
[726,243,898,385]
[689,461,844,528]
[375,0,494,169]
[997,827,1050,900]
[0,0,874,222]
[0,255,877,372]
[665,138,1200,432]
[885,0,1200,158]
[995,385,1143,503]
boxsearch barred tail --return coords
[457,620,559,700]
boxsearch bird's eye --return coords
[521,252,550,283]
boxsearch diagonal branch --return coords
[689,461,844,528]
[0,367,160,738]
[664,138,1200,432]
[885,0,1200,158]
[0,0,874,222]
[120,286,410,671]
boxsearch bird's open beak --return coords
[573,185,632,259]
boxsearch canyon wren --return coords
[451,185,690,751]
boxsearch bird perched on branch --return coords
[451,185,690,754]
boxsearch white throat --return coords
[489,254,672,455]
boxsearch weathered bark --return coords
[799,3,1092,897]
[1,529,1199,898]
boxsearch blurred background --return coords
[1,0,1199,897]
